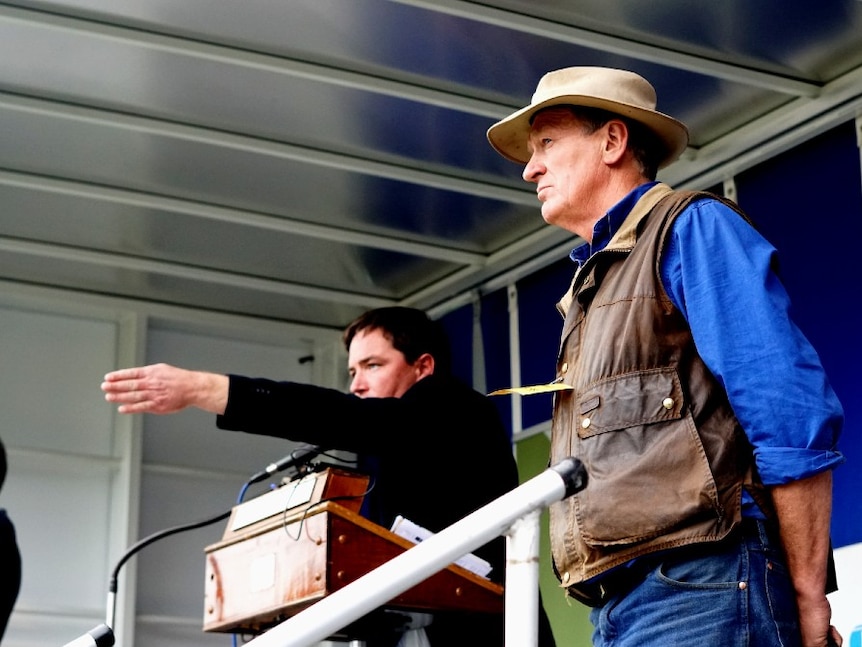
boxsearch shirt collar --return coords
[570,181,659,265]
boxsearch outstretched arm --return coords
[770,470,842,647]
[101,363,229,415]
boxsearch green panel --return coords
[516,432,592,647]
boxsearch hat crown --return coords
[532,66,658,112]
[487,65,688,167]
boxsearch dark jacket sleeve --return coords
[216,374,414,454]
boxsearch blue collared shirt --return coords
[570,182,844,498]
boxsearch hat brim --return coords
[487,94,689,169]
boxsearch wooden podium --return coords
[203,468,504,638]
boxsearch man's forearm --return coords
[770,470,836,646]
[103,363,229,415]
[189,370,230,415]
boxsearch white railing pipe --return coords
[244,457,586,647]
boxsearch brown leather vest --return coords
[549,184,768,603]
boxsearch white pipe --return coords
[507,283,523,436]
[504,510,541,647]
[245,458,585,647]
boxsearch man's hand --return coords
[796,593,842,646]
[101,363,229,415]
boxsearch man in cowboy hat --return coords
[487,66,844,647]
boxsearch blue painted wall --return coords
[734,121,862,548]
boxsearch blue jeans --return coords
[589,520,800,647]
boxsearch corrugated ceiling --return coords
[2,0,861,329]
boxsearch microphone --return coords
[246,444,325,486]
[62,624,114,647]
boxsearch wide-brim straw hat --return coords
[487,66,689,168]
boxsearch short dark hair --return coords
[342,307,452,374]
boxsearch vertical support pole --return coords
[855,116,862,193]
[722,177,737,203]
[505,509,541,647]
[108,311,146,646]
[472,291,487,394]
[507,283,522,438]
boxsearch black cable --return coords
[281,478,376,542]
[108,508,231,594]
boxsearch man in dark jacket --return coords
[102,306,556,646]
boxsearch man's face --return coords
[347,327,423,398]
[521,107,611,237]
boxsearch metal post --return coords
[505,510,541,647]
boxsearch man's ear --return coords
[603,120,628,164]
[415,353,436,379]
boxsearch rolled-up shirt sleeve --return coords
[661,198,844,485]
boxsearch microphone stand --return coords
[60,508,232,647]
[61,450,330,646]
[104,508,232,631]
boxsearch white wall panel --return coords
[0,306,117,456]
[134,467,240,626]
[4,451,115,611]
[0,303,122,645]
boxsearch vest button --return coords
[662,397,674,410]
[561,362,568,372]
[581,417,591,429]
[562,571,570,584]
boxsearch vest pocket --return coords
[572,367,721,546]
